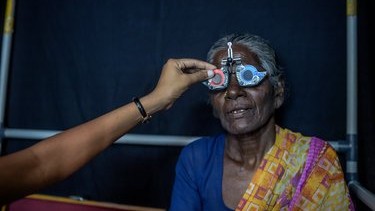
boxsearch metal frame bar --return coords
[2,128,359,150]
[346,0,359,183]
[3,128,200,146]
[349,181,375,210]
[0,0,15,154]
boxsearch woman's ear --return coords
[274,80,285,109]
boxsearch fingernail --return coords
[207,70,214,78]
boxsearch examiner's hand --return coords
[151,58,215,110]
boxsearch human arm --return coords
[0,58,215,205]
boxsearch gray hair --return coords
[207,33,284,88]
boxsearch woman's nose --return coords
[225,74,246,100]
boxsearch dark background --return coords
[0,0,374,210]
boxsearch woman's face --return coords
[210,44,282,135]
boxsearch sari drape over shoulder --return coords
[236,126,354,211]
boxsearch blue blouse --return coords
[169,134,233,211]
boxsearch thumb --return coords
[187,69,214,84]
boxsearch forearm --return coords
[31,93,163,182]
[0,93,162,204]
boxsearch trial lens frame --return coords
[203,42,267,90]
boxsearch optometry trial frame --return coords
[203,42,267,91]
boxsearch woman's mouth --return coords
[228,108,250,118]
[230,109,247,114]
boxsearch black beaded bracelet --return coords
[133,97,152,123]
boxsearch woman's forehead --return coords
[213,44,260,66]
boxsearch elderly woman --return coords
[170,34,354,210]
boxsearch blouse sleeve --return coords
[169,145,202,211]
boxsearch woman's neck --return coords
[225,120,276,171]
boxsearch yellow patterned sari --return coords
[236,126,354,210]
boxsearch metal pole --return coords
[3,128,201,146]
[0,128,354,149]
[0,0,16,154]
[348,181,375,210]
[346,0,358,182]
[346,2,375,209]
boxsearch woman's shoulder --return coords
[179,134,225,162]
[184,134,225,149]
[277,126,330,150]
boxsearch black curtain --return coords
[0,0,374,209]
